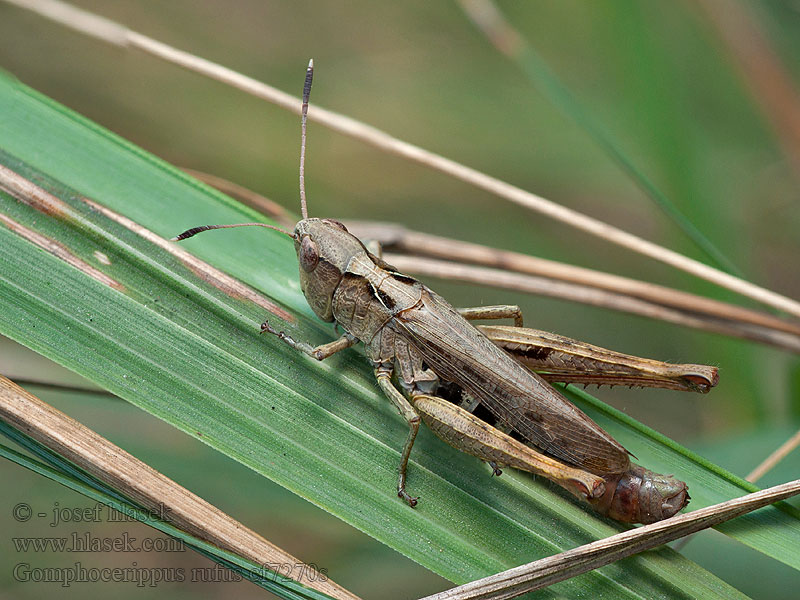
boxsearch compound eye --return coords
[299,236,320,272]
[323,218,348,231]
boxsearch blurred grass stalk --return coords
[457,0,740,276]
[695,0,800,179]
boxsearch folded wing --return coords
[396,288,630,475]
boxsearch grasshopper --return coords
[174,61,718,524]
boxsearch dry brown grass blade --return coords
[159,167,800,352]
[418,479,800,600]
[344,221,800,353]
[0,375,360,600]
[4,0,800,320]
[383,254,800,353]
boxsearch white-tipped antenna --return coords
[170,222,293,242]
[299,58,314,220]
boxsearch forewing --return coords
[396,289,630,475]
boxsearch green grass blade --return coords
[0,71,792,598]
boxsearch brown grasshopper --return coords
[173,61,718,524]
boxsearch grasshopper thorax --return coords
[293,217,368,322]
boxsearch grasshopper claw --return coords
[398,489,419,507]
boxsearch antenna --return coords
[172,62,315,244]
[170,222,293,242]
[299,58,314,220]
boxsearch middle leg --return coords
[374,363,422,507]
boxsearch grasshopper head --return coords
[293,217,367,322]
[172,63,365,324]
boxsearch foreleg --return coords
[261,320,358,360]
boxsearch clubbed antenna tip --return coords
[171,222,293,242]
[170,226,216,241]
[303,59,314,104]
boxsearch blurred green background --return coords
[0,1,799,598]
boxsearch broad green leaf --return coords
[1,71,797,598]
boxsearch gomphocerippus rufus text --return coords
[173,60,718,524]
